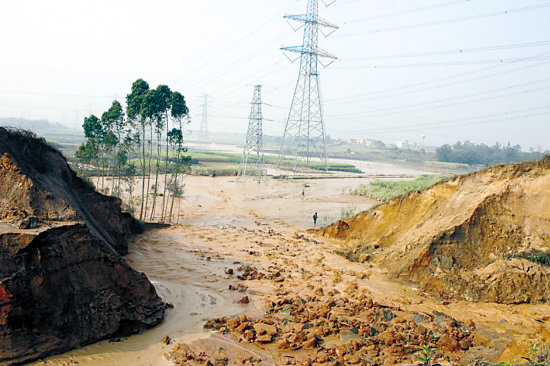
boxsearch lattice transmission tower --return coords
[238,85,266,182]
[198,94,209,142]
[278,0,338,172]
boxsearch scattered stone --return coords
[238,296,250,304]
[383,309,395,322]
[412,314,427,324]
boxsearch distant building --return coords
[396,139,408,148]
[396,139,418,149]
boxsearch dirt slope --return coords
[0,128,165,365]
[0,127,140,255]
[322,158,550,304]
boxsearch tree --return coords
[75,139,99,165]
[81,114,108,190]
[126,79,150,221]
[102,100,126,195]
[155,85,173,222]
[165,91,190,222]
[141,88,165,221]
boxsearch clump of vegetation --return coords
[507,249,550,266]
[414,344,438,365]
[351,174,447,201]
[340,205,358,219]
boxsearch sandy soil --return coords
[30,169,550,366]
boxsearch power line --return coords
[335,56,550,68]
[327,79,550,120]
[325,57,550,104]
[172,0,301,86]
[338,3,550,37]
[336,106,550,135]
[343,0,472,24]
[345,40,550,61]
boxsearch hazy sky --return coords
[1,0,550,150]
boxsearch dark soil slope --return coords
[322,158,550,304]
[0,128,165,365]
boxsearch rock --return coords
[226,318,240,329]
[340,329,363,342]
[437,333,459,352]
[0,128,164,366]
[243,329,255,341]
[383,310,395,322]
[335,345,347,357]
[256,334,273,343]
[459,340,472,350]
[359,253,370,263]
[412,314,427,324]
[302,338,317,349]
[236,323,249,334]
[276,339,290,349]
[238,296,250,304]
[254,323,277,336]
[414,325,427,336]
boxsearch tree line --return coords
[75,79,190,224]
[436,141,544,166]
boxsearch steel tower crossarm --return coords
[281,45,337,59]
[283,14,339,30]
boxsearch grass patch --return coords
[351,174,447,201]
[507,249,550,266]
[189,165,240,176]
[340,205,358,219]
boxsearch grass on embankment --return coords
[351,174,448,201]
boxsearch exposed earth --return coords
[0,128,165,366]
[28,161,550,366]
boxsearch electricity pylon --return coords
[278,0,338,172]
[198,94,209,142]
[238,85,266,182]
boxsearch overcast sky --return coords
[1,0,550,150]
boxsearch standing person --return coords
[301,189,305,200]
[313,212,318,225]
